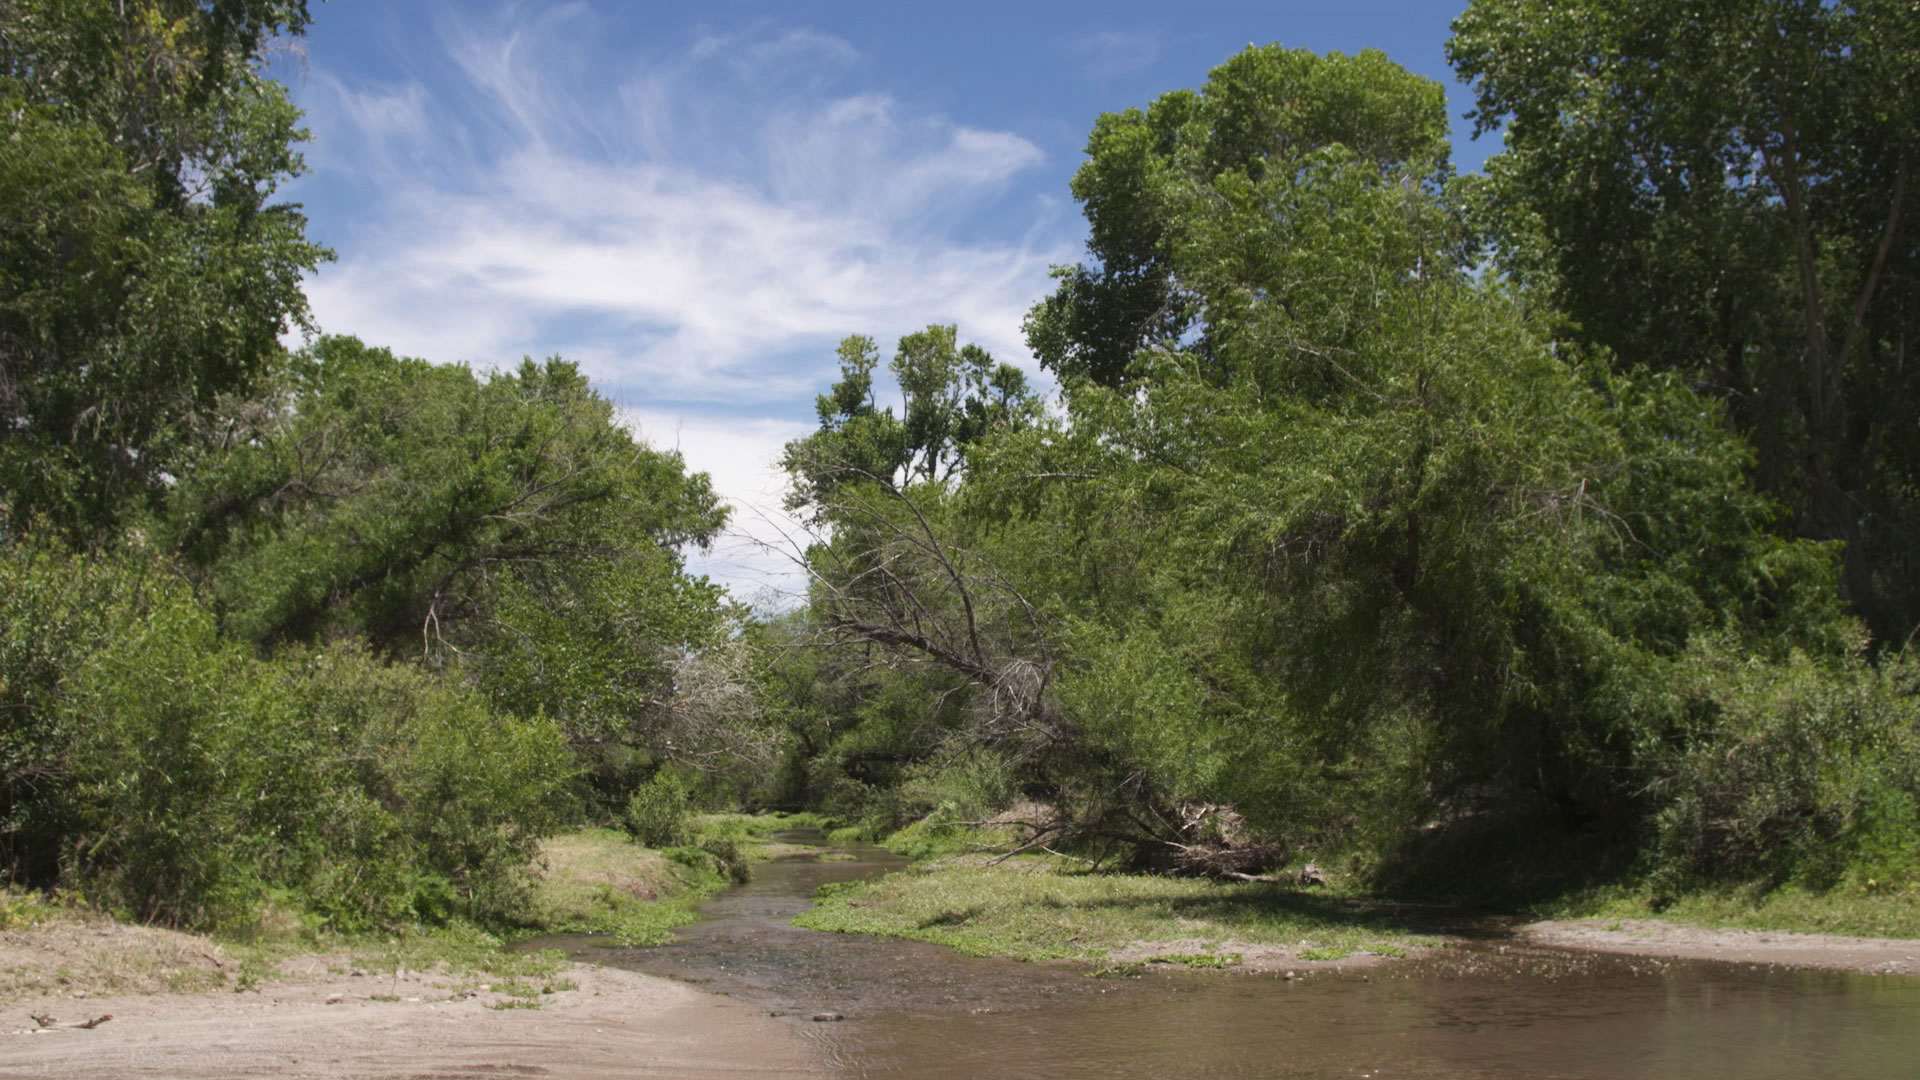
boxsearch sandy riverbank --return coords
[1516,918,1920,975]
[0,961,824,1079]
[4,908,1917,1078]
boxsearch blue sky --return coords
[278,1,1499,601]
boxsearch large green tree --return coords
[0,0,327,538]
[1450,0,1920,639]
[1023,45,1453,389]
[169,337,735,806]
[784,325,1038,509]
[785,44,1889,886]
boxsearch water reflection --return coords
[532,832,1920,1079]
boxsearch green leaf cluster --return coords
[0,545,572,930]
[0,1,328,539]
[1450,0,1920,639]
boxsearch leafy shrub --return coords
[696,833,751,885]
[0,546,575,930]
[1649,646,1920,891]
[277,649,575,928]
[623,774,691,848]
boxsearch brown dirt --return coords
[0,958,823,1078]
[1515,918,1920,975]
[1107,917,1920,977]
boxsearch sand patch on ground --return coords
[1517,918,1920,975]
[0,962,823,1078]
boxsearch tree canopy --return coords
[3,2,1917,931]
[776,40,1917,894]
[1450,0,1920,639]
[0,0,327,540]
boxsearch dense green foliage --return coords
[0,1,327,539]
[0,4,758,932]
[168,335,742,814]
[1449,0,1920,640]
[2,0,1914,940]
[0,547,572,928]
[774,38,1920,904]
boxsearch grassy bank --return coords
[515,828,730,945]
[520,813,829,943]
[1370,808,1920,940]
[1534,882,1920,940]
[0,814,822,1006]
[0,887,574,1007]
[793,855,1425,967]
[792,811,1919,972]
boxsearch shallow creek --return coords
[528,831,1920,1078]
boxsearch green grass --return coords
[1362,803,1920,940]
[689,811,836,859]
[792,856,1425,963]
[1149,952,1243,968]
[518,827,734,944]
[688,810,832,838]
[516,816,838,943]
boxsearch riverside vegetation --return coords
[1,0,1917,991]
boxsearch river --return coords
[529,832,1920,1078]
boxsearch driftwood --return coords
[32,1014,113,1030]
[940,802,1301,882]
[1223,862,1324,886]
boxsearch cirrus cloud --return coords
[290,8,1076,598]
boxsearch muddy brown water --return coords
[527,832,1920,1078]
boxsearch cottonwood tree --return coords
[784,325,1039,505]
[1450,0,1920,639]
[0,0,327,538]
[783,43,1872,881]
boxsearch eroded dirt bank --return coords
[0,962,823,1079]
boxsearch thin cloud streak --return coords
[292,9,1076,594]
[1074,30,1161,79]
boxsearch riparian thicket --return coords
[2,0,1915,931]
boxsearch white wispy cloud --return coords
[292,8,1074,596]
[1074,30,1161,79]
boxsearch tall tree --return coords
[169,337,734,804]
[785,43,1867,878]
[0,0,327,538]
[1450,0,1920,639]
[783,324,1037,507]
[1023,44,1453,389]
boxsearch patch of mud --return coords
[1519,918,1920,975]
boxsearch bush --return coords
[0,545,577,930]
[1649,646,1920,892]
[623,774,691,848]
[695,833,751,885]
